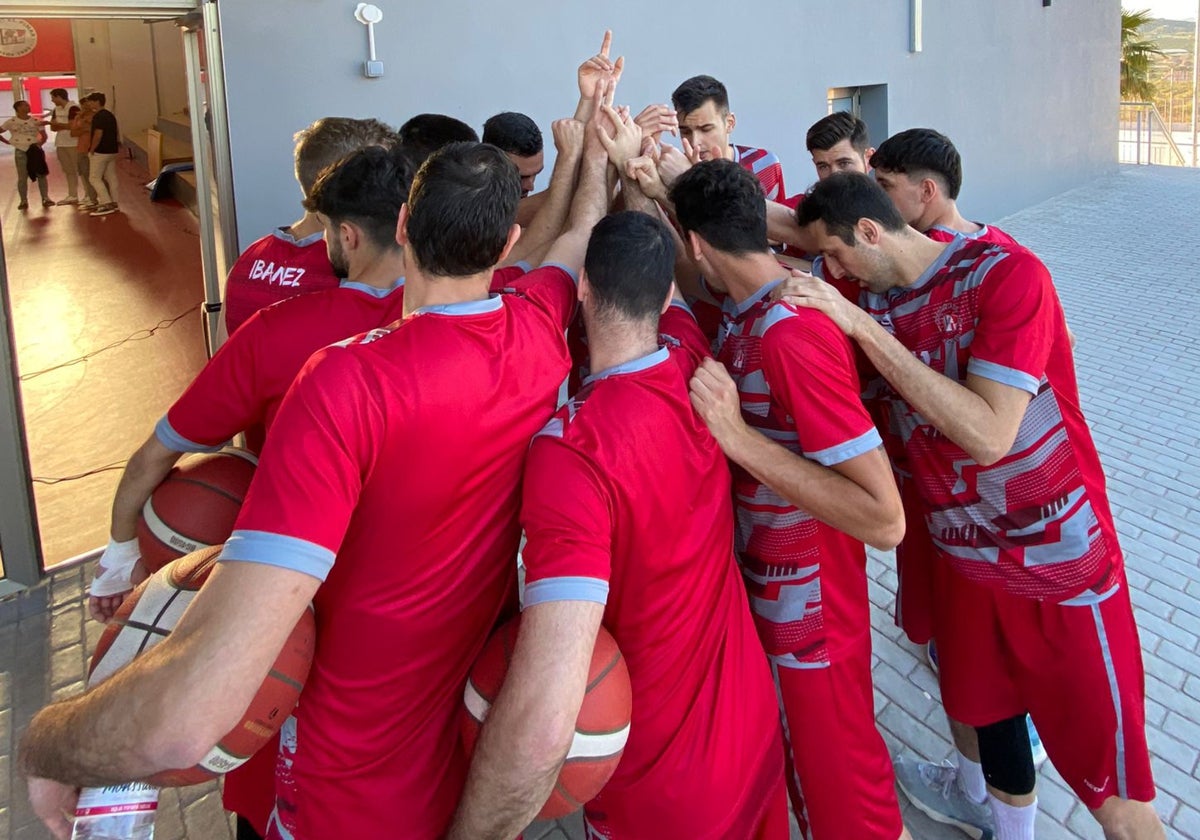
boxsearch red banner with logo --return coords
[0,18,76,73]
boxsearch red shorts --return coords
[932,564,1155,809]
[772,634,903,840]
[893,480,934,645]
[221,732,278,836]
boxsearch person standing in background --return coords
[48,88,82,206]
[0,100,53,210]
[70,95,100,211]
[87,92,121,217]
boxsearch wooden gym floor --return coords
[1,142,208,570]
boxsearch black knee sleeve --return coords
[976,714,1037,796]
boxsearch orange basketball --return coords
[89,545,315,787]
[462,615,631,818]
[137,448,257,573]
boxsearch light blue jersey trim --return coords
[338,278,405,298]
[733,278,786,316]
[220,530,335,581]
[584,347,670,385]
[413,295,504,316]
[540,262,580,286]
[272,227,325,248]
[804,427,882,467]
[668,299,694,314]
[523,576,610,607]
[967,358,1040,395]
[154,415,226,454]
[514,260,533,273]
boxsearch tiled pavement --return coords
[2,164,1199,839]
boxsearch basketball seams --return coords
[165,476,247,507]
[586,650,622,693]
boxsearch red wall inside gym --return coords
[0,19,76,73]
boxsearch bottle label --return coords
[74,782,160,818]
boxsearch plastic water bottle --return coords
[71,783,158,839]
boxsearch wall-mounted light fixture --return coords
[355,4,385,78]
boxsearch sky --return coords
[1137,0,1199,21]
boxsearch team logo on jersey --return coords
[935,303,960,335]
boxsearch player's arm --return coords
[448,600,603,840]
[514,189,550,229]
[766,199,809,249]
[504,119,584,266]
[690,357,903,549]
[22,561,318,790]
[780,272,1039,466]
[450,436,611,840]
[541,94,612,278]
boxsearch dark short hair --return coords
[806,112,870,153]
[670,160,767,255]
[481,112,543,158]
[406,142,520,277]
[870,128,963,200]
[303,145,413,251]
[795,172,907,246]
[50,88,69,100]
[13,100,29,110]
[584,211,676,323]
[293,117,397,196]
[88,92,107,107]
[397,114,480,167]
[671,75,729,116]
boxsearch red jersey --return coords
[223,229,341,336]
[862,236,1122,602]
[734,144,786,202]
[716,282,881,665]
[159,280,406,456]
[159,266,530,456]
[522,304,782,839]
[220,266,575,840]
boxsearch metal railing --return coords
[1119,102,1189,166]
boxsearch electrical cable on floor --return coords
[32,460,129,485]
[19,303,203,381]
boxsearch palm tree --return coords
[1122,8,1164,101]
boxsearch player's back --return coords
[165,281,406,455]
[926,221,1017,247]
[223,229,340,336]
[275,268,573,838]
[523,307,781,838]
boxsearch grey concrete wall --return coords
[217,0,1119,249]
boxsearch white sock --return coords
[989,795,1037,840]
[955,750,987,804]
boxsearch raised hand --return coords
[633,104,678,145]
[657,143,694,189]
[775,271,866,337]
[552,118,586,162]
[595,103,643,170]
[625,155,668,203]
[577,30,625,104]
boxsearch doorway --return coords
[0,1,236,590]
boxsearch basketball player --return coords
[786,172,1164,840]
[451,175,785,840]
[673,160,910,840]
[672,74,786,201]
[222,118,397,337]
[483,112,544,197]
[805,112,874,182]
[24,113,612,838]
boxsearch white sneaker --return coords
[894,757,995,839]
[90,204,117,217]
[57,197,79,206]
